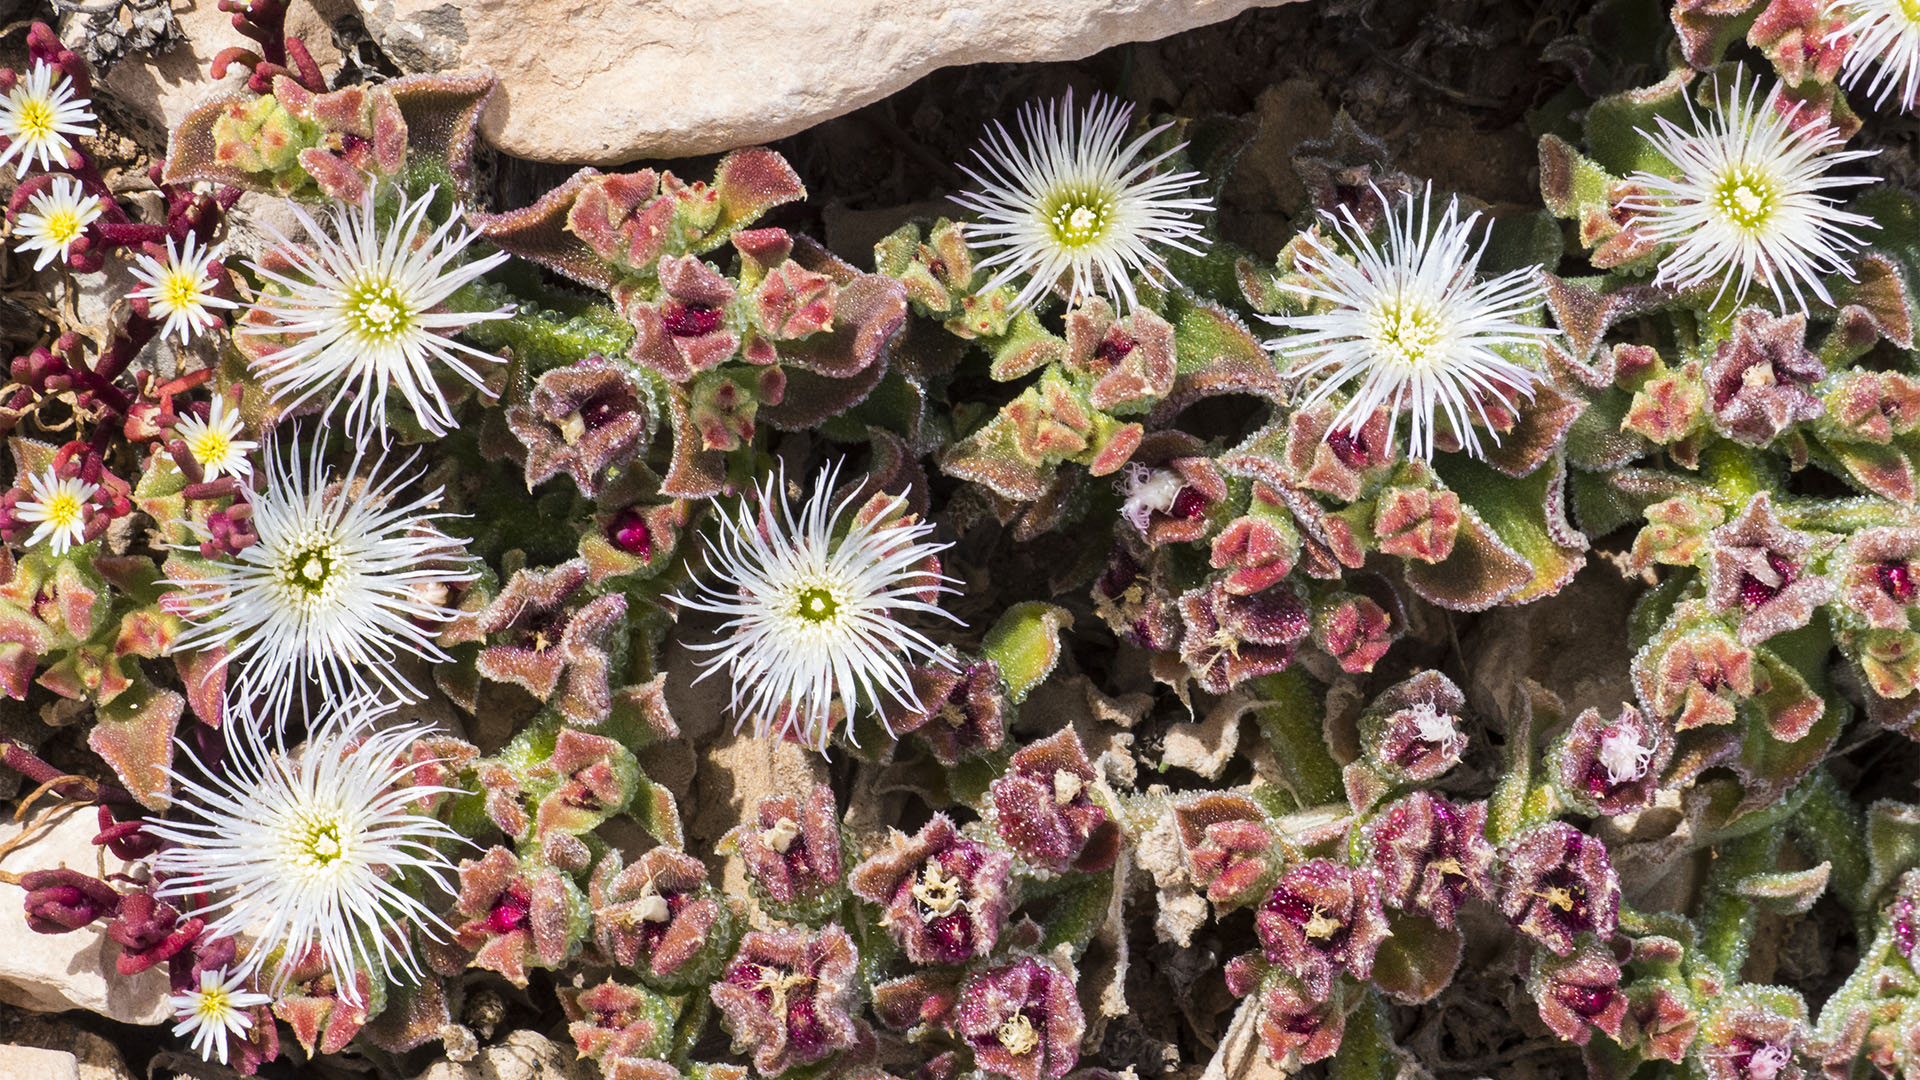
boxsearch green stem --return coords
[1329,992,1396,1080]
[1790,769,1871,921]
[1250,670,1343,806]
[1697,827,1781,975]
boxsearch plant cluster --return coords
[1,1,1919,1078]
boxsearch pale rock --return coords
[0,1046,80,1080]
[348,0,1307,163]
[0,809,171,1024]
[409,1029,589,1080]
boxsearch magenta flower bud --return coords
[1528,942,1627,1045]
[590,847,733,987]
[467,560,627,726]
[506,355,652,497]
[990,726,1120,873]
[20,867,120,932]
[1550,704,1673,815]
[1698,988,1807,1080]
[1359,670,1467,781]
[1703,494,1835,646]
[726,784,846,921]
[454,846,585,986]
[627,254,741,381]
[1703,309,1824,447]
[1890,870,1920,961]
[1175,793,1279,909]
[881,660,1008,766]
[1837,527,1920,630]
[564,979,676,1065]
[1360,793,1492,929]
[1092,545,1182,652]
[1176,579,1309,695]
[108,890,202,975]
[1624,982,1700,1063]
[1224,954,1348,1065]
[955,956,1085,1080]
[711,925,864,1077]
[1497,822,1620,956]
[1254,859,1391,1000]
[850,815,1011,966]
[608,509,655,559]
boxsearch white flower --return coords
[14,468,97,556]
[1833,0,1920,112]
[1619,75,1877,312]
[1264,184,1558,461]
[130,234,238,344]
[170,966,271,1065]
[240,187,511,438]
[12,175,102,271]
[1115,463,1186,535]
[1597,728,1655,785]
[672,462,962,750]
[1408,702,1461,750]
[0,61,96,177]
[148,701,464,1004]
[175,394,258,483]
[952,89,1214,312]
[167,436,476,725]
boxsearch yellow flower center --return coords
[1045,189,1113,248]
[794,585,839,624]
[347,280,410,343]
[1715,166,1775,231]
[998,1013,1041,1057]
[279,542,342,605]
[161,269,202,312]
[41,491,83,531]
[188,428,231,467]
[194,986,233,1020]
[16,98,53,140]
[42,209,82,245]
[293,814,347,872]
[1369,295,1448,370]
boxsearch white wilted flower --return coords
[1833,0,1920,113]
[0,61,97,177]
[166,436,476,725]
[12,175,102,271]
[239,186,511,438]
[672,462,962,751]
[1597,727,1655,785]
[1264,184,1558,462]
[130,234,238,344]
[148,701,464,1005]
[175,393,258,484]
[952,89,1214,312]
[170,966,271,1065]
[14,467,98,556]
[1619,75,1877,312]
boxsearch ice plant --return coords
[131,234,238,344]
[1619,76,1877,312]
[952,89,1214,312]
[146,701,464,1003]
[175,394,258,483]
[1265,184,1557,461]
[170,966,271,1065]
[12,175,102,271]
[1833,0,1920,112]
[673,462,961,749]
[240,186,511,438]
[15,467,97,556]
[0,60,96,177]
[168,437,476,723]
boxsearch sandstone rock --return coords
[0,809,172,1024]
[410,1029,589,1080]
[349,0,1306,164]
[0,1046,80,1080]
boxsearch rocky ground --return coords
[7,1,1906,1079]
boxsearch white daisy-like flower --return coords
[1833,0,1920,112]
[1619,75,1878,312]
[175,394,258,484]
[240,186,511,438]
[170,966,271,1065]
[130,234,238,344]
[0,61,97,177]
[673,462,962,750]
[952,89,1214,312]
[12,175,102,271]
[14,468,97,556]
[1264,184,1558,461]
[147,700,464,1004]
[166,436,476,725]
